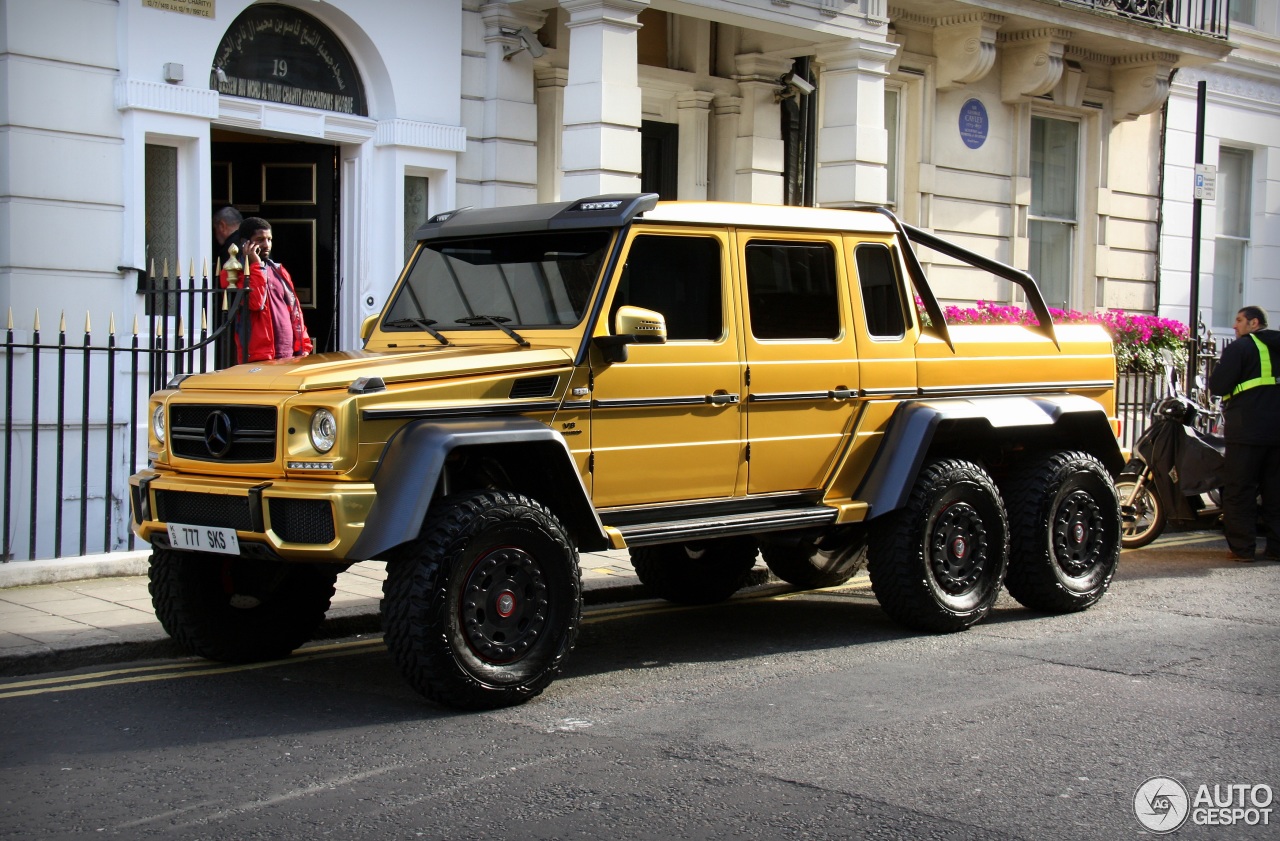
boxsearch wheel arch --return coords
[347,418,608,560]
[855,394,1124,520]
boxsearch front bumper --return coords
[129,469,376,561]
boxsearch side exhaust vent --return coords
[509,375,559,399]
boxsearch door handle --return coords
[828,388,855,400]
[706,392,740,405]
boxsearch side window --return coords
[611,235,722,341]
[855,244,908,339]
[744,241,839,340]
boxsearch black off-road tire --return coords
[1115,475,1164,549]
[868,459,1009,633]
[762,528,867,589]
[381,490,581,711]
[1004,451,1121,613]
[631,537,758,604]
[148,548,338,663]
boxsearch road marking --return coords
[0,580,874,700]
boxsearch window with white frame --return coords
[1229,0,1256,27]
[1212,147,1252,326]
[884,86,901,208]
[1029,115,1080,311]
[404,174,429,264]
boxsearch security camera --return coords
[785,72,815,96]
[501,26,546,60]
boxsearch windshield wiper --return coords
[455,315,530,347]
[382,317,450,346]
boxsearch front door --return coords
[212,133,340,352]
[589,227,744,508]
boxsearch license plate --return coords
[167,523,240,555]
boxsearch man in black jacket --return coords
[1208,305,1280,561]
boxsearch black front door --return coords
[212,133,340,353]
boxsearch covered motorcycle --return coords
[1118,395,1226,548]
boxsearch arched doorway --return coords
[210,3,369,353]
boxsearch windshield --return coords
[382,230,612,333]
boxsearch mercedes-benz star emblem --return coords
[204,410,234,458]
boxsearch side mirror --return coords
[593,306,667,364]
[360,314,379,347]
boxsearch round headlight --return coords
[310,409,337,453]
[152,405,166,444]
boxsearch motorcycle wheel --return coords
[1116,476,1165,549]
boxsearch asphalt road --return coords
[2,534,1277,840]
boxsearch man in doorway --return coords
[219,217,312,363]
[213,206,243,272]
[1208,305,1280,561]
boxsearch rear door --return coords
[739,232,860,494]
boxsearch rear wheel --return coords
[1116,474,1164,549]
[148,548,338,662]
[869,459,1009,633]
[762,528,867,589]
[631,537,758,604]
[382,490,581,710]
[1004,452,1121,613]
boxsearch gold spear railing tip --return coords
[133,315,140,336]
[149,257,156,277]
[6,308,12,331]
[201,309,208,330]
[60,311,66,332]
[177,316,186,339]
[162,258,169,279]
[109,312,117,335]
[84,311,91,333]
[33,309,40,332]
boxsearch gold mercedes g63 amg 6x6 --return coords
[131,194,1123,709]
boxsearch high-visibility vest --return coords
[1228,333,1280,400]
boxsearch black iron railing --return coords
[1058,0,1231,37]
[2,266,245,561]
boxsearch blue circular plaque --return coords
[959,98,988,150]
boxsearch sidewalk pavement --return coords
[0,547,681,674]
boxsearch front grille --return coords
[170,405,277,462]
[269,499,336,544]
[155,490,252,531]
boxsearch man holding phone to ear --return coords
[219,217,312,363]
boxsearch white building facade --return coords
[0,0,1236,560]
[1159,0,1280,340]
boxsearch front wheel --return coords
[1003,451,1121,613]
[382,490,582,710]
[148,548,338,662]
[868,459,1009,633]
[1116,474,1165,549]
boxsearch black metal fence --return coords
[1114,331,1228,451]
[1060,0,1231,37]
[2,266,244,561]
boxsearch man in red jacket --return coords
[220,217,313,363]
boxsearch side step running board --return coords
[615,506,838,547]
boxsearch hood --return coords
[175,344,575,393]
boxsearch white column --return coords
[478,2,545,207]
[732,54,793,206]
[712,95,741,201]
[535,67,568,203]
[559,0,647,200]
[677,91,714,200]
[813,39,898,207]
